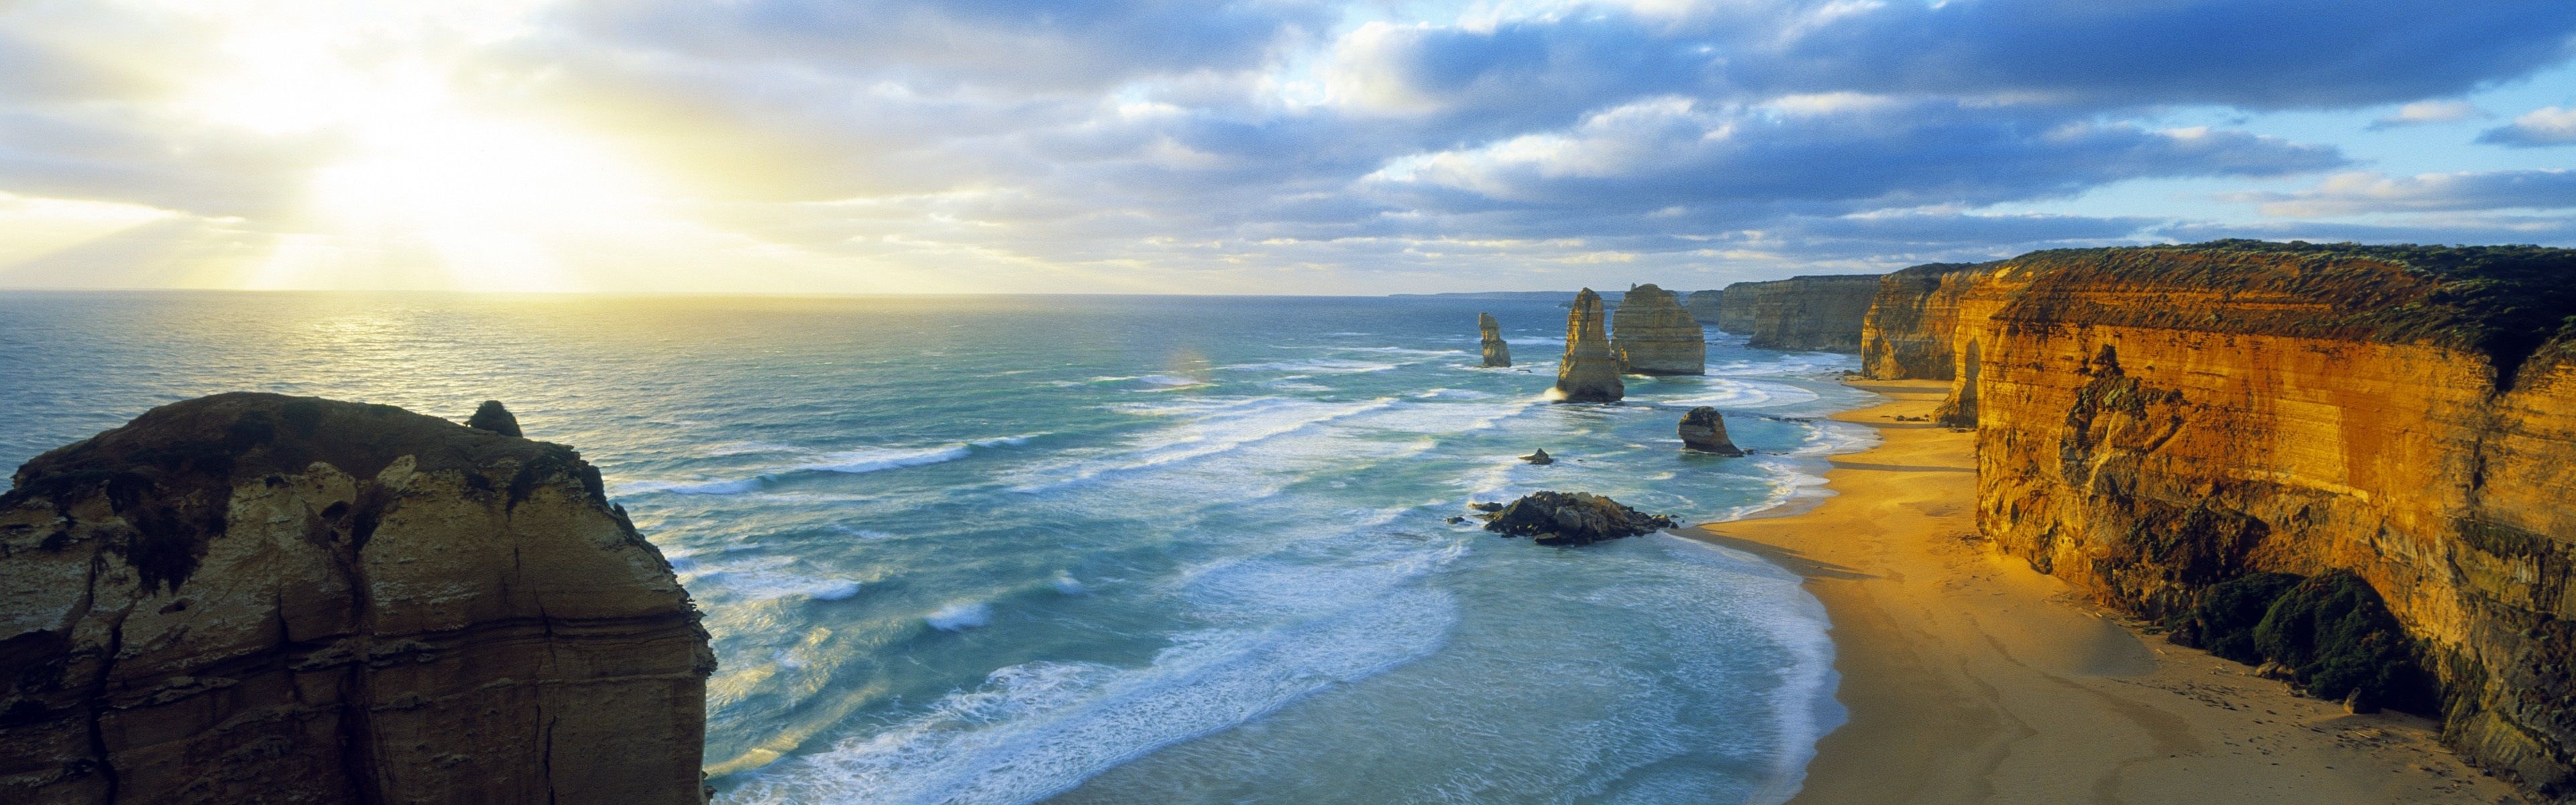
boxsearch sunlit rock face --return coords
[1611,284,1705,376]
[0,393,714,804]
[1861,262,1993,380]
[1923,241,2576,792]
[1479,312,1512,368]
[1717,275,1881,352]
[1554,289,1624,402]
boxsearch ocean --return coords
[0,291,1873,804]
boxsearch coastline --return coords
[1694,379,2524,804]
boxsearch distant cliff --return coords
[0,394,714,804]
[1917,241,2576,794]
[1683,290,1723,323]
[1860,262,1991,380]
[1611,284,1705,375]
[1717,275,1880,352]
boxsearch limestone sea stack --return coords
[1554,288,1624,402]
[0,393,714,804]
[1609,284,1706,375]
[1678,407,1742,455]
[1480,491,1676,546]
[1478,313,1512,367]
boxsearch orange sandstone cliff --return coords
[1920,241,2576,794]
[0,393,714,804]
[1859,262,1992,380]
[1717,274,1880,352]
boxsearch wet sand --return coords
[1695,380,2523,804]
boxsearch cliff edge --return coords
[1719,274,1880,352]
[0,393,714,804]
[1925,241,2576,794]
[1860,262,1990,380]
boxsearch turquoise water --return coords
[0,292,1874,804]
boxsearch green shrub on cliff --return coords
[2251,570,2439,713]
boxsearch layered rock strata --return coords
[1554,288,1624,402]
[1478,313,1511,368]
[1860,262,1991,380]
[0,393,714,804]
[1678,407,1742,455]
[1610,284,1706,375]
[1926,241,2576,793]
[1717,274,1881,351]
[1480,491,1676,546]
[1683,290,1725,323]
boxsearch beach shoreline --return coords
[1693,379,2523,804]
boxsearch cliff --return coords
[1719,274,1881,352]
[0,393,714,804]
[1859,262,1991,380]
[1478,313,1511,368]
[1683,290,1724,323]
[1554,289,1624,402]
[1929,241,2576,794]
[1610,284,1705,375]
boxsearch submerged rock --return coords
[1554,288,1624,402]
[1522,448,1555,464]
[1481,491,1676,546]
[468,398,523,436]
[1479,313,1512,367]
[1678,407,1743,455]
[0,392,714,804]
[1611,283,1705,375]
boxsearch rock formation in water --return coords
[1678,407,1742,455]
[1521,448,1554,465]
[1480,491,1676,546]
[1897,240,2576,793]
[1715,274,1880,352]
[1860,262,1992,380]
[1683,290,1724,323]
[468,398,523,437]
[1610,284,1706,375]
[0,393,714,804]
[1554,288,1625,402]
[1478,313,1512,368]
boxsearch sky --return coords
[0,0,2571,294]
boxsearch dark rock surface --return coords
[1521,448,1555,464]
[1480,491,1676,546]
[1678,407,1742,455]
[467,398,524,437]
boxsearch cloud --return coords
[2222,170,2576,217]
[2477,106,2576,147]
[2369,100,2483,129]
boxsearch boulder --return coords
[1611,284,1705,375]
[1478,313,1512,368]
[1521,448,1555,464]
[0,393,713,804]
[1678,407,1743,455]
[1480,491,1676,546]
[1553,288,1625,402]
[468,398,523,436]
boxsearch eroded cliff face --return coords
[1860,262,1990,380]
[1683,290,1724,323]
[1936,242,2576,794]
[1555,288,1624,402]
[1479,313,1512,368]
[1717,275,1880,352]
[1610,284,1705,375]
[0,393,714,804]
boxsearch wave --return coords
[686,557,865,602]
[1216,358,1399,374]
[1652,379,1823,410]
[1008,396,1397,492]
[926,601,994,631]
[616,436,1041,497]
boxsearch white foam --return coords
[1654,379,1823,410]
[804,445,972,474]
[1051,573,1087,595]
[690,558,866,602]
[1008,396,1397,492]
[617,435,1024,497]
[1217,358,1399,374]
[926,602,993,631]
[617,478,765,496]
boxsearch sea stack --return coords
[1554,288,1624,402]
[0,393,714,804]
[1678,407,1742,455]
[1611,283,1706,375]
[468,398,523,436]
[1478,313,1512,367]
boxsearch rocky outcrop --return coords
[1554,288,1624,402]
[1718,274,1881,351]
[1611,284,1706,375]
[0,393,714,804]
[1678,407,1742,455]
[468,400,523,437]
[1479,313,1512,368]
[1683,290,1724,323]
[1480,491,1676,546]
[1861,262,1991,380]
[1521,449,1554,465]
[1932,241,2576,794]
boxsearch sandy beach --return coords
[1694,380,2525,804]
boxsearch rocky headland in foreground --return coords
[0,394,713,804]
